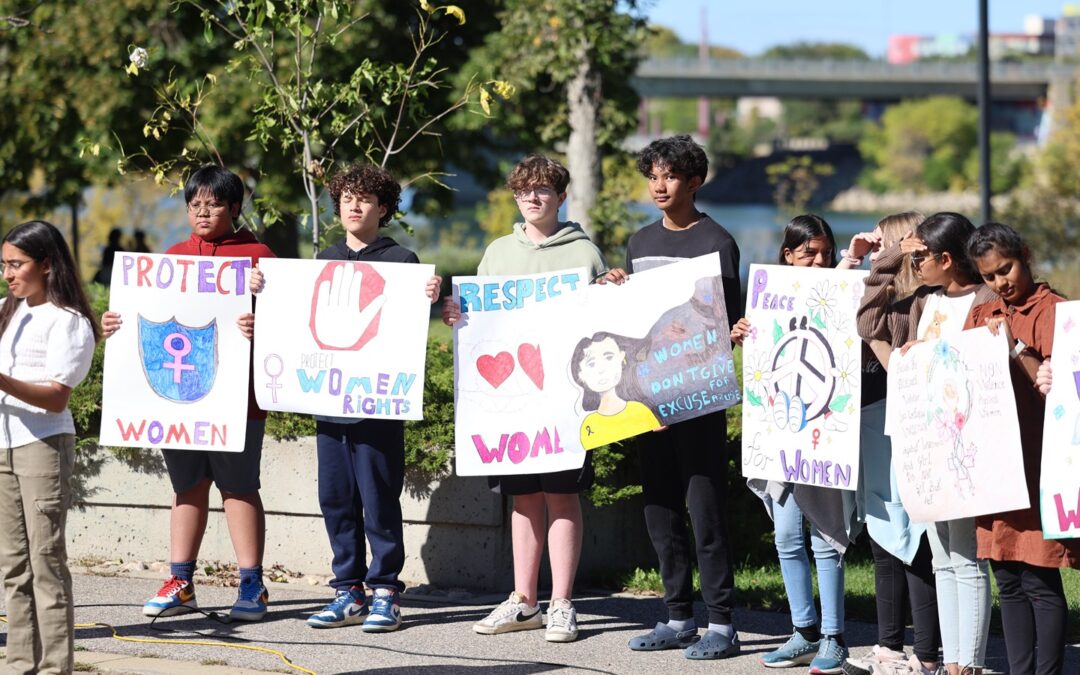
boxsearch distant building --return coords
[1056,4,1080,60]
[888,13,1055,64]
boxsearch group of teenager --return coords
[0,133,1076,675]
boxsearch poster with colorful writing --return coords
[453,254,740,477]
[1040,300,1080,539]
[100,253,253,452]
[740,264,868,490]
[886,327,1028,522]
[252,258,435,420]
[453,268,591,477]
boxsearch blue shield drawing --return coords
[138,315,218,403]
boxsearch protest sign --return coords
[100,253,252,452]
[740,264,868,489]
[887,327,1028,522]
[253,258,434,420]
[1041,300,1080,539]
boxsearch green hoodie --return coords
[477,221,607,278]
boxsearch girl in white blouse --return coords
[0,220,98,675]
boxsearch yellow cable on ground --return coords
[0,616,317,675]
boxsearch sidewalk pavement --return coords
[3,573,1078,674]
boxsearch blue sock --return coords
[170,560,196,583]
[239,566,263,587]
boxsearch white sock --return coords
[667,618,695,632]
[709,622,735,637]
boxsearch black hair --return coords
[778,214,837,267]
[966,221,1029,264]
[915,212,979,283]
[0,220,100,341]
[183,165,245,207]
[636,134,708,183]
[570,331,648,411]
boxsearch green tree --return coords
[766,155,835,212]
[760,41,870,61]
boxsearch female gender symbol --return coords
[264,354,284,403]
[811,428,822,449]
[162,332,195,384]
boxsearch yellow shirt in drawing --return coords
[580,401,661,450]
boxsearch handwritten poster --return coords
[887,327,1028,522]
[740,264,867,490]
[252,258,435,420]
[1041,300,1080,539]
[453,254,740,477]
[100,253,252,452]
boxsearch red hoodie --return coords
[167,228,276,420]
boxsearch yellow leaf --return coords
[206,72,218,85]
[444,5,465,25]
[92,143,100,157]
[492,80,516,99]
[419,0,433,12]
[116,159,126,176]
[479,86,491,115]
[126,63,139,76]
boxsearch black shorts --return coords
[487,452,595,496]
[162,420,265,494]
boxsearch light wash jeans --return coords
[773,493,845,635]
[926,518,990,668]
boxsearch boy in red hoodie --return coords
[102,165,275,621]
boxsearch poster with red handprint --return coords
[253,258,435,420]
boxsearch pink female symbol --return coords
[264,354,284,403]
[811,428,821,449]
[162,332,195,384]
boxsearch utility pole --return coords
[977,0,991,222]
[698,5,709,137]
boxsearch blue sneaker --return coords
[809,636,849,675]
[760,631,820,668]
[307,587,368,628]
[362,588,402,633]
[230,578,269,621]
[143,576,197,617]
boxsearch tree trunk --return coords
[69,201,81,275]
[565,43,602,237]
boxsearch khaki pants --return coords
[0,435,75,675]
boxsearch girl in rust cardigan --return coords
[964,222,1079,675]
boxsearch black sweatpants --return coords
[869,535,940,662]
[992,560,1068,675]
[637,412,735,625]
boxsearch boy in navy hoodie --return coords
[304,165,440,632]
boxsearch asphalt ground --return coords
[2,573,1079,674]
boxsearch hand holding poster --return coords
[1041,300,1080,539]
[740,264,867,489]
[252,258,435,420]
[99,253,252,452]
[453,254,740,477]
[886,327,1028,522]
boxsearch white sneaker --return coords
[544,598,578,643]
[871,655,937,675]
[473,592,542,635]
[845,645,907,675]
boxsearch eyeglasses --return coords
[513,186,557,200]
[186,200,228,214]
[910,252,938,271]
[0,259,32,272]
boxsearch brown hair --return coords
[877,211,923,301]
[506,154,570,194]
[328,165,401,227]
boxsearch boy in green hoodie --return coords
[443,155,605,643]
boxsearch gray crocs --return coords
[684,629,740,660]
[628,622,699,651]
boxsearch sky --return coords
[645,0,1070,57]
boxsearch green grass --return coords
[619,562,1080,640]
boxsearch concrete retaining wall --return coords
[67,437,656,590]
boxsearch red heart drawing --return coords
[477,352,514,389]
[518,343,544,390]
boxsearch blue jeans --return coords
[773,493,845,635]
[926,518,990,668]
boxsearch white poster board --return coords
[886,327,1028,522]
[740,264,868,490]
[1041,300,1080,539]
[100,253,252,452]
[453,255,740,477]
[252,258,434,420]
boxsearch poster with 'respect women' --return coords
[252,258,434,420]
[1040,300,1080,539]
[887,327,1028,523]
[100,253,252,452]
[740,264,868,490]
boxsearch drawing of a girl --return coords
[571,331,660,449]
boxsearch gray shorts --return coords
[161,420,265,494]
[487,452,595,496]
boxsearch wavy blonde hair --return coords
[877,211,924,301]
